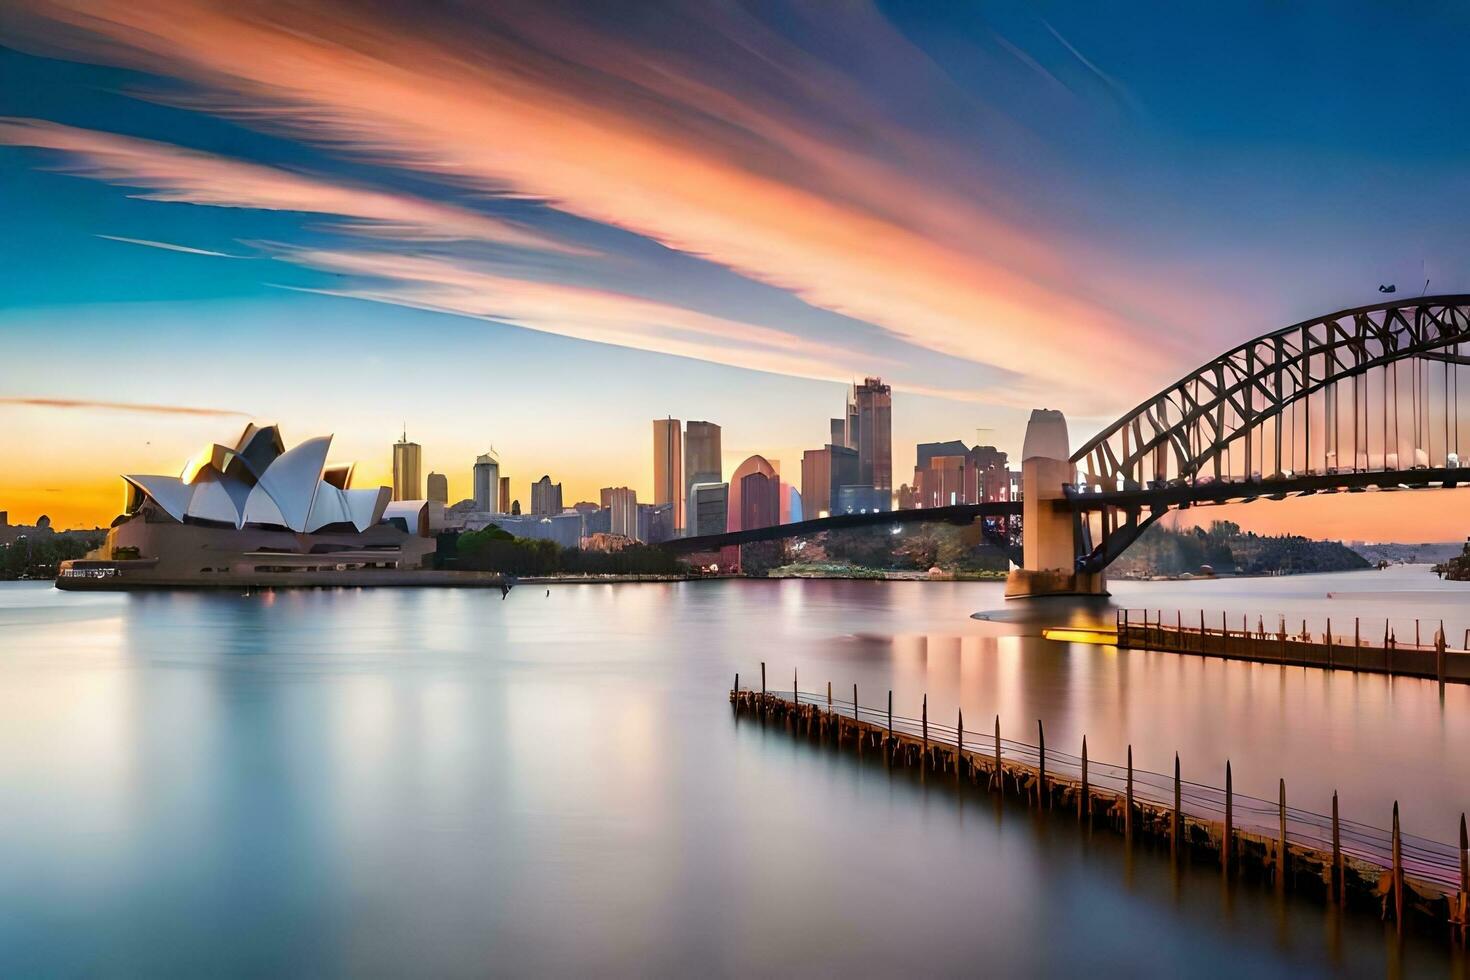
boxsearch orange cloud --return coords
[0,116,578,253]
[0,1,1199,413]
[0,396,248,417]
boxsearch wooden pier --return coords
[731,666,1470,935]
[1114,609,1470,686]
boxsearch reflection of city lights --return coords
[890,526,901,535]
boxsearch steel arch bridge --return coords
[670,296,1470,573]
[1070,295,1470,571]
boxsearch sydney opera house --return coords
[57,424,436,588]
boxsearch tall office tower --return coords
[827,444,860,512]
[498,476,511,514]
[652,417,684,532]
[829,417,849,450]
[605,486,638,538]
[851,377,892,491]
[530,475,563,516]
[727,455,780,532]
[683,421,721,535]
[801,448,831,518]
[473,451,500,511]
[688,482,729,536]
[392,429,422,502]
[426,472,449,505]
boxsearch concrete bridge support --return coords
[1005,409,1107,599]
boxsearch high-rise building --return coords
[605,486,638,538]
[828,444,859,510]
[850,377,892,491]
[652,418,683,532]
[912,441,1010,507]
[801,448,831,518]
[688,482,729,536]
[683,421,721,535]
[498,476,511,514]
[426,471,449,504]
[473,452,500,511]
[829,417,849,450]
[728,455,780,532]
[530,475,563,516]
[392,429,422,502]
[637,502,675,545]
[740,471,780,531]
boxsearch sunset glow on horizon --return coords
[6,2,1470,539]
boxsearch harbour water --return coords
[1,566,1466,976]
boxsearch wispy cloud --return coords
[271,246,1007,404]
[97,234,246,258]
[0,116,579,254]
[0,396,248,417]
[0,1,1198,407]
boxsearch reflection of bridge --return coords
[671,297,1470,594]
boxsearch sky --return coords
[3,1,1470,539]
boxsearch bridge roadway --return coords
[663,500,1020,554]
[665,464,1465,557]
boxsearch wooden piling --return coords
[1080,736,1089,821]
[1278,778,1288,889]
[887,690,893,757]
[1223,760,1233,875]
[1437,621,1447,694]
[1173,753,1182,855]
[1332,791,1343,906]
[922,694,928,769]
[956,710,964,784]
[992,716,1000,791]
[1037,719,1046,808]
[1393,801,1404,930]
[1125,745,1134,842]
[1460,813,1468,928]
[760,662,766,695]
[1326,619,1333,668]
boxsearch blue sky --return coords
[3,1,1469,535]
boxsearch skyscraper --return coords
[605,486,638,538]
[530,475,563,516]
[801,447,832,518]
[683,421,721,535]
[652,417,683,532]
[727,455,779,532]
[473,451,500,511]
[426,471,448,504]
[828,444,860,511]
[688,482,729,536]
[498,476,511,514]
[851,377,892,492]
[392,429,422,502]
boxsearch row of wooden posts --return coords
[1117,609,1463,689]
[734,661,1470,934]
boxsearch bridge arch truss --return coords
[1069,296,1470,571]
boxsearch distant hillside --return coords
[1112,520,1371,578]
[1349,541,1466,566]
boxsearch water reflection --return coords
[0,571,1465,976]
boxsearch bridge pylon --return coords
[1005,409,1107,599]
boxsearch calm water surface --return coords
[1,567,1467,977]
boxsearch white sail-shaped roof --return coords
[122,474,193,523]
[254,436,331,532]
[345,487,390,532]
[121,426,393,535]
[305,483,349,532]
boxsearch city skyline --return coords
[6,3,1470,540]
